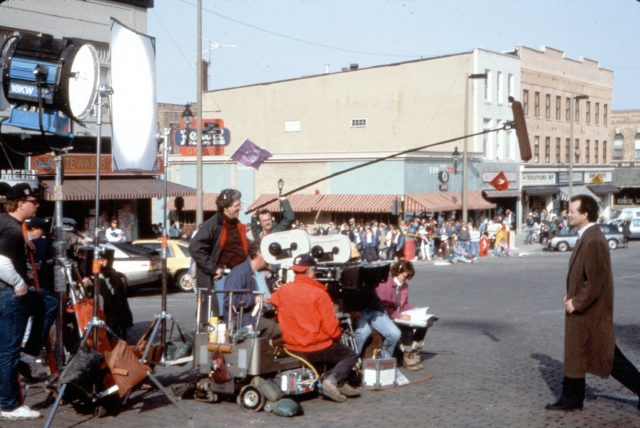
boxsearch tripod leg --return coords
[145,371,191,420]
[44,382,68,428]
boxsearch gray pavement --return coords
[6,241,640,427]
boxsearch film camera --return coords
[261,230,391,305]
[74,245,115,277]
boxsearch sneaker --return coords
[338,383,361,398]
[321,379,347,402]
[0,405,42,420]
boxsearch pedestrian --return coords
[105,218,126,243]
[0,183,45,421]
[546,194,640,411]
[621,219,630,248]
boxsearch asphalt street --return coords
[8,242,640,427]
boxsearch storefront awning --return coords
[247,193,398,214]
[557,185,601,202]
[405,191,495,212]
[587,184,620,194]
[523,187,559,196]
[41,178,195,201]
[482,189,521,198]
[167,193,219,211]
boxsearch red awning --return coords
[41,178,195,201]
[247,193,399,214]
[167,193,219,211]
[248,193,324,213]
[405,191,495,212]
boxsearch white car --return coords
[103,242,162,288]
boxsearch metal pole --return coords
[196,0,203,226]
[463,73,487,224]
[53,153,67,368]
[160,128,170,359]
[463,77,470,224]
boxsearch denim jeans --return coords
[0,288,44,411]
[354,308,401,358]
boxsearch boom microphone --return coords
[509,96,532,161]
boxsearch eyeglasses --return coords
[23,198,39,206]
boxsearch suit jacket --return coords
[564,224,615,378]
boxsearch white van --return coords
[610,207,640,239]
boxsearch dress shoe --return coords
[545,397,583,411]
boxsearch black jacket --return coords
[189,213,224,292]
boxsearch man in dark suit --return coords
[546,194,640,411]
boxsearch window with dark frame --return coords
[555,137,561,163]
[565,97,570,121]
[586,101,591,124]
[585,139,590,163]
[575,139,580,163]
[534,136,540,163]
[555,96,561,120]
[544,136,550,163]
[545,94,551,119]
[603,140,607,163]
[595,102,600,125]
[565,138,570,163]
[523,90,529,116]
[604,104,608,125]
[595,140,599,163]
[575,101,580,122]
[534,91,540,117]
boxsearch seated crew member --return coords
[270,253,359,403]
[250,196,294,240]
[105,218,126,243]
[223,240,269,327]
[376,261,434,371]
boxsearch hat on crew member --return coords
[7,183,35,201]
[291,253,317,273]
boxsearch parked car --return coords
[607,207,640,239]
[547,224,623,252]
[104,242,162,288]
[132,239,194,292]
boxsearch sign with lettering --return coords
[521,172,556,186]
[481,172,517,183]
[173,118,230,156]
[584,171,612,183]
[30,154,162,175]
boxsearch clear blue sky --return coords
[148,0,640,110]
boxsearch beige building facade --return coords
[610,110,640,206]
[517,46,616,219]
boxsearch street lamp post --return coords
[196,0,204,226]
[463,73,488,224]
[569,95,588,199]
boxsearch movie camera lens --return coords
[268,242,282,256]
[311,245,324,259]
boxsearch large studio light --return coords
[1,32,100,134]
[110,19,157,172]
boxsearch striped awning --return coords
[41,178,195,201]
[405,191,496,212]
[167,193,219,211]
[557,186,601,203]
[247,193,399,214]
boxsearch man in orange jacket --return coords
[270,253,358,403]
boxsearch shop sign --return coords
[0,169,39,187]
[584,171,612,183]
[173,118,230,156]
[522,172,556,186]
[481,171,517,183]
[30,154,162,175]
[558,171,583,184]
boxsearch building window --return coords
[544,136,550,163]
[523,90,529,116]
[586,101,591,124]
[484,69,492,102]
[565,138,570,163]
[595,102,600,125]
[534,92,540,117]
[284,120,301,132]
[595,140,599,163]
[604,104,608,125]
[613,134,624,160]
[533,136,540,163]
[575,100,580,122]
[585,139,590,163]
[496,71,503,104]
[565,97,571,122]
[575,139,580,163]
[603,140,607,163]
[351,118,367,128]
[635,134,640,159]
[545,94,551,119]
[508,74,515,98]
[555,96,561,120]
[555,137,561,163]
